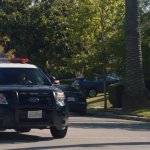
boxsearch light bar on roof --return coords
[10,58,29,63]
[0,58,29,63]
[0,58,10,63]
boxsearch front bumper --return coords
[0,105,69,130]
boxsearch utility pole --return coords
[99,0,107,111]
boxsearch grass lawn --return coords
[124,108,150,118]
[87,94,150,118]
[87,93,112,113]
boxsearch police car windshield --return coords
[0,68,51,86]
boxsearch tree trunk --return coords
[122,0,150,108]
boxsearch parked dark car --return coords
[72,75,120,98]
[55,84,87,115]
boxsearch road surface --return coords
[0,115,150,150]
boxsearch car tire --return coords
[50,126,68,139]
[15,128,31,133]
[88,89,97,98]
[79,106,87,116]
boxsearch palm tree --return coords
[123,0,150,107]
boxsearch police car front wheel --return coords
[50,126,68,139]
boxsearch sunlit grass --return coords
[87,93,112,113]
[125,108,150,118]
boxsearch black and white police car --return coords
[0,58,69,138]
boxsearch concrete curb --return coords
[87,112,150,122]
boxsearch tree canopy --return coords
[0,0,149,79]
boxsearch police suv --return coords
[0,58,69,138]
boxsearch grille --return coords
[1,90,55,124]
[16,91,54,123]
[17,91,54,109]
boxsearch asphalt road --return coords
[0,115,150,150]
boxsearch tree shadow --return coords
[8,141,150,150]
[69,121,150,131]
[0,131,53,144]
[70,122,150,131]
[69,114,150,131]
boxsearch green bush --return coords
[108,83,124,108]
[108,80,150,108]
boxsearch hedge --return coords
[108,80,150,108]
[108,83,124,108]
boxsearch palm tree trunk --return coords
[0,0,2,5]
[122,0,150,107]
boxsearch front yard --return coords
[87,94,150,118]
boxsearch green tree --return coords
[122,0,150,107]
[0,0,125,77]
[67,0,124,78]
[141,0,150,12]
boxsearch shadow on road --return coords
[7,142,150,150]
[69,114,150,131]
[69,121,150,131]
[0,131,53,143]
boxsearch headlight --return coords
[0,93,8,104]
[53,92,65,106]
